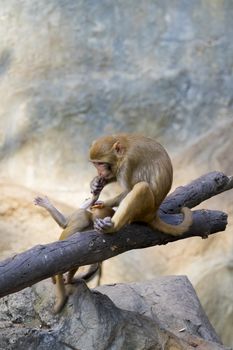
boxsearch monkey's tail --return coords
[150,207,192,236]
[72,263,101,284]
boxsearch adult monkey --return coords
[89,133,192,235]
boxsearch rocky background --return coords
[0,0,233,348]
[0,277,230,350]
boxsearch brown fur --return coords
[89,133,192,235]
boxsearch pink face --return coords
[92,162,112,179]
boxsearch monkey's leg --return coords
[65,264,101,297]
[51,276,56,284]
[34,196,68,228]
[71,263,101,283]
[95,182,155,233]
[64,268,79,298]
[66,267,79,284]
[53,274,68,314]
[96,262,102,286]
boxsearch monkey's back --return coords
[117,134,173,208]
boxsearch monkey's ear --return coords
[113,141,125,156]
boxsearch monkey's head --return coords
[89,135,127,180]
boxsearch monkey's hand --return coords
[94,217,113,233]
[90,176,107,196]
[34,196,52,209]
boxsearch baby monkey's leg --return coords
[34,196,68,228]
[66,267,79,284]
[53,274,67,314]
[70,263,101,284]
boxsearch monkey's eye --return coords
[93,162,110,169]
[93,162,103,167]
[95,162,111,169]
[106,164,111,171]
[99,162,111,170]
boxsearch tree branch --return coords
[0,171,232,299]
[160,171,233,213]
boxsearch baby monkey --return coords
[34,177,114,313]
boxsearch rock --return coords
[0,276,230,350]
[195,262,233,348]
[0,1,233,203]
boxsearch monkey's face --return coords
[92,162,114,179]
[89,135,126,180]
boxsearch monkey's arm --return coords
[94,191,129,232]
[34,196,68,229]
[79,197,97,210]
[78,178,108,211]
[89,175,124,207]
[103,191,128,207]
[90,176,110,196]
[79,189,104,210]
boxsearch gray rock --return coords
[0,276,230,350]
[97,276,221,344]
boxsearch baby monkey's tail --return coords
[150,207,192,236]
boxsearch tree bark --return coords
[0,171,232,299]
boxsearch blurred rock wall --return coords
[0,0,233,202]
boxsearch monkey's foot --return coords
[94,217,113,233]
[34,196,51,209]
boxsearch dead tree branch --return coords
[0,171,232,298]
